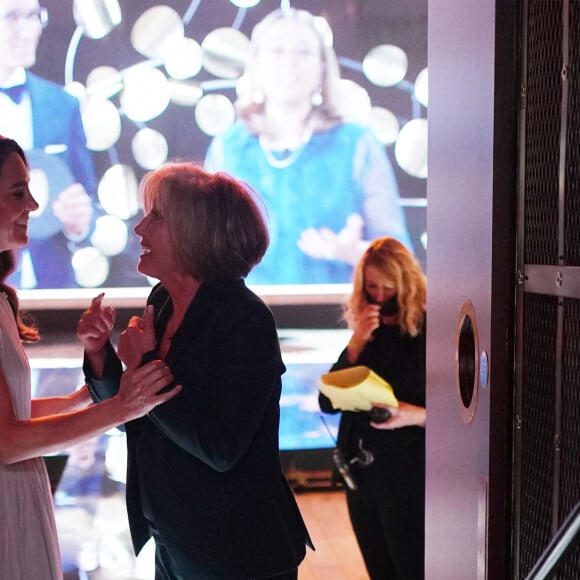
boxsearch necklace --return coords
[259,128,313,169]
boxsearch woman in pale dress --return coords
[0,135,181,579]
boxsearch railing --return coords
[525,502,580,580]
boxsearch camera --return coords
[333,449,358,491]
[333,438,375,491]
[368,406,392,423]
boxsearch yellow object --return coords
[318,366,399,412]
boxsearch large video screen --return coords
[2,0,427,306]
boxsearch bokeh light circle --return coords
[369,107,400,145]
[131,5,184,59]
[395,118,428,178]
[337,79,372,124]
[73,0,122,40]
[414,67,429,107]
[120,65,170,122]
[83,97,122,151]
[98,164,140,219]
[91,215,129,257]
[201,27,251,79]
[132,128,169,170]
[86,66,124,100]
[72,247,110,287]
[164,37,203,80]
[363,44,408,87]
[195,94,236,136]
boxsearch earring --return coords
[252,90,265,104]
[311,88,323,107]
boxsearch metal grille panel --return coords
[565,0,580,265]
[523,0,563,265]
[519,293,558,576]
[518,1,580,577]
[559,297,580,575]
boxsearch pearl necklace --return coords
[259,128,313,169]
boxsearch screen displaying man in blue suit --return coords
[0,0,96,288]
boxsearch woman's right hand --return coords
[346,303,381,362]
[351,302,381,343]
[116,360,181,421]
[118,305,157,370]
[77,293,116,355]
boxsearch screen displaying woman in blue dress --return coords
[205,7,412,285]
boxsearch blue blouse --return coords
[205,122,412,285]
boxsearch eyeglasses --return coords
[0,7,48,29]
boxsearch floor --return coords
[25,329,369,579]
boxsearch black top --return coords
[319,319,426,476]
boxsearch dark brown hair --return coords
[0,136,38,342]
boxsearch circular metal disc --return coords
[131,5,184,59]
[194,94,235,136]
[168,79,204,107]
[394,118,428,178]
[86,66,124,100]
[72,246,110,287]
[97,163,140,219]
[164,37,203,80]
[120,65,170,122]
[414,67,429,107]
[337,79,372,124]
[82,97,122,151]
[90,215,129,257]
[201,27,251,79]
[369,106,400,145]
[73,0,122,40]
[132,128,169,170]
[362,44,408,87]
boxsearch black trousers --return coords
[346,462,425,580]
[153,538,298,580]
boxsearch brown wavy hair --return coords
[0,136,39,342]
[347,237,426,336]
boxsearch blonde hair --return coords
[140,163,269,281]
[235,7,344,133]
[347,237,426,336]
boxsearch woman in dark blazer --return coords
[77,163,312,579]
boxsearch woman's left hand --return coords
[370,401,426,429]
[118,305,157,370]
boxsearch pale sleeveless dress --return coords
[0,293,62,579]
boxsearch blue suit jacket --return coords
[85,278,312,578]
[17,73,97,288]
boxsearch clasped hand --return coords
[78,294,157,370]
[78,295,180,413]
[117,361,180,420]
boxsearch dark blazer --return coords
[28,72,97,193]
[85,278,312,579]
[12,72,97,288]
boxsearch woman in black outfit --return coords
[319,236,426,580]
[78,163,312,579]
